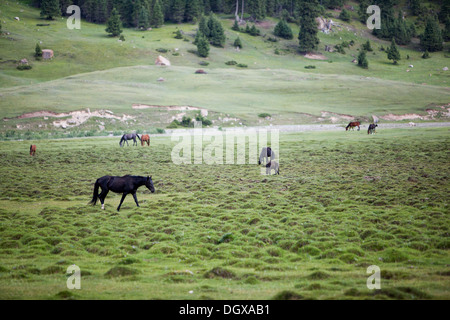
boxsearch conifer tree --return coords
[420,16,444,52]
[150,0,164,28]
[387,38,401,64]
[234,36,242,48]
[274,19,293,39]
[358,50,369,69]
[196,32,210,57]
[298,0,320,53]
[40,0,60,20]
[106,8,123,37]
[137,6,150,30]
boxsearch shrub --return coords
[233,37,242,48]
[358,50,369,69]
[304,65,316,69]
[362,40,373,52]
[17,65,32,70]
[339,9,351,22]
[225,60,238,65]
[422,50,430,59]
[156,48,168,53]
[274,20,293,40]
[258,113,271,118]
[174,30,183,39]
[237,63,248,68]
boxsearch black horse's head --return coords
[146,176,155,193]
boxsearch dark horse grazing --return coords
[120,133,141,147]
[90,175,155,211]
[346,122,361,131]
[141,134,150,146]
[259,147,276,165]
[266,161,280,175]
[368,124,378,135]
[30,145,36,156]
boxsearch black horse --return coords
[90,175,155,211]
[258,147,276,165]
[120,133,141,147]
[368,124,378,135]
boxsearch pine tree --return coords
[40,0,60,20]
[232,19,240,31]
[234,36,242,48]
[387,38,401,64]
[137,6,150,30]
[172,0,185,23]
[185,0,200,22]
[358,0,369,23]
[358,50,369,69]
[208,14,225,47]
[274,19,293,39]
[339,9,351,22]
[196,32,210,57]
[420,16,444,52]
[199,15,210,38]
[35,43,43,59]
[298,0,320,53]
[362,40,373,52]
[106,8,123,37]
[150,0,164,28]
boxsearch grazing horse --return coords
[346,121,361,131]
[141,134,150,146]
[120,133,141,147]
[30,145,36,156]
[266,161,280,175]
[90,175,155,211]
[368,124,378,135]
[259,147,276,165]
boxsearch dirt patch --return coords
[132,104,208,117]
[320,111,355,123]
[379,105,450,121]
[4,109,134,129]
[255,21,275,29]
[304,53,327,60]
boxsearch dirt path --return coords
[162,122,450,136]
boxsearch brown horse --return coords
[30,145,36,156]
[141,134,150,146]
[346,122,361,131]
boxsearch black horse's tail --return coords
[119,135,124,147]
[346,124,350,131]
[90,180,100,206]
[136,134,141,141]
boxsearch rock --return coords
[42,49,54,59]
[157,77,165,82]
[443,67,448,71]
[155,55,171,66]
[409,65,414,68]
[19,58,28,65]
[195,69,207,74]
[14,17,20,21]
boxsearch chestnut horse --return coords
[30,145,36,156]
[141,134,150,146]
[346,122,361,131]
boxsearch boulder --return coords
[155,55,171,66]
[42,49,54,60]
[443,67,448,71]
[195,69,207,74]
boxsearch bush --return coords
[156,48,168,53]
[335,44,346,54]
[167,121,179,129]
[119,35,125,41]
[17,65,32,70]
[339,9,351,22]
[174,30,183,39]
[358,50,369,69]
[304,65,316,69]
[225,60,238,65]
[422,50,430,59]
[258,113,271,118]
[362,40,373,52]
[237,63,248,68]
[274,20,293,40]
[199,61,209,66]
[233,37,242,49]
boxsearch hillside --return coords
[0,0,449,137]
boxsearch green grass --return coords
[0,127,448,299]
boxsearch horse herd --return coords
[28,122,376,211]
[345,121,378,135]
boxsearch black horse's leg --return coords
[132,192,140,207]
[99,189,109,210]
[117,193,128,211]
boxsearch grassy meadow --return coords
[0,127,448,300]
